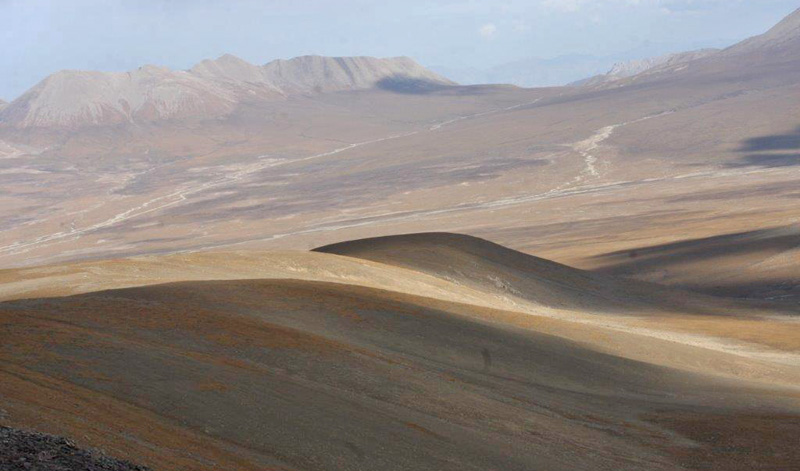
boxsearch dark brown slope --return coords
[2,278,799,471]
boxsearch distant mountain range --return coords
[578,7,800,89]
[723,6,800,56]
[435,8,800,90]
[0,55,453,128]
[432,54,611,88]
[571,49,720,87]
[2,7,798,131]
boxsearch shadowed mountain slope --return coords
[261,55,454,94]
[588,225,800,303]
[314,232,753,315]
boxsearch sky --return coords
[1,0,798,100]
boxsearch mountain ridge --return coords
[0,54,454,128]
[572,8,800,89]
[572,48,719,86]
[723,7,800,55]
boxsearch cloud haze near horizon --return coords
[1,0,797,99]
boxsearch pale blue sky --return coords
[1,0,798,99]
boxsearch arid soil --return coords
[0,12,798,282]
[1,234,798,471]
[1,9,799,471]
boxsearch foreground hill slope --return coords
[315,233,772,315]
[315,234,800,369]
[1,234,799,471]
[2,233,798,364]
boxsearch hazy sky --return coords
[1,0,798,100]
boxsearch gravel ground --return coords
[0,426,149,471]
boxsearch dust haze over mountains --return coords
[2,5,800,471]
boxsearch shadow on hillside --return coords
[592,226,800,274]
[705,280,800,302]
[375,75,499,95]
[666,180,800,203]
[726,126,800,168]
[590,225,800,303]
[375,75,453,94]
[729,153,800,168]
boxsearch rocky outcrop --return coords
[0,426,149,471]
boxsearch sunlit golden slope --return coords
[1,233,799,471]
